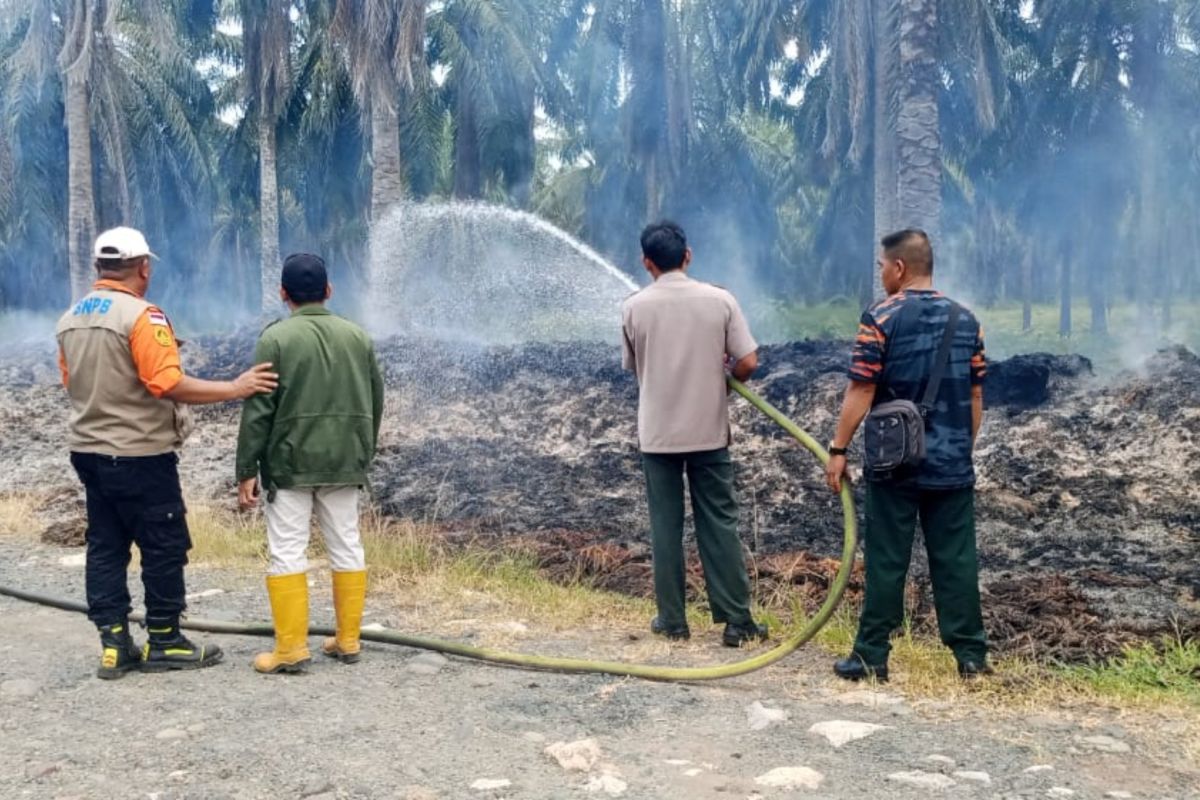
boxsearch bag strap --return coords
[919,303,961,415]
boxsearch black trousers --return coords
[70,452,191,627]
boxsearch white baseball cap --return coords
[93,227,158,261]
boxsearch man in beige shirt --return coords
[621,221,767,647]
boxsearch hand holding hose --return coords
[825,455,849,493]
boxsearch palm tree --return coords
[237,0,291,314]
[4,0,219,302]
[820,0,1007,298]
[57,0,107,300]
[427,0,543,205]
[1,0,69,307]
[331,0,428,227]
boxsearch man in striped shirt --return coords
[825,229,990,682]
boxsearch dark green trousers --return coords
[852,482,988,666]
[641,448,753,628]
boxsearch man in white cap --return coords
[56,227,278,679]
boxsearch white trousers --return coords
[264,486,366,575]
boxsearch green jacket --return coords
[235,306,384,490]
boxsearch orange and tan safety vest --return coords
[56,280,189,456]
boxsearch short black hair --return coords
[881,229,933,276]
[94,256,146,275]
[640,220,688,271]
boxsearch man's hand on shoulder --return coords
[233,363,279,399]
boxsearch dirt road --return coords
[1,538,1195,800]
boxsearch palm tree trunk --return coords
[453,92,482,199]
[65,73,95,301]
[894,0,941,247]
[60,0,99,302]
[1089,246,1108,335]
[1136,139,1160,338]
[871,0,898,302]
[1021,243,1033,332]
[1059,240,1072,338]
[370,104,405,224]
[645,150,661,220]
[259,113,280,316]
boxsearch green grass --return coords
[1063,635,1200,705]
[748,299,1200,372]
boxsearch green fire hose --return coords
[0,378,857,682]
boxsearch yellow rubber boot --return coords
[253,572,312,674]
[321,570,367,664]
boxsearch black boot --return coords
[97,620,142,680]
[140,616,223,672]
[833,653,889,682]
[650,616,691,641]
[957,659,994,680]
[722,619,769,648]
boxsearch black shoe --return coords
[833,654,889,682]
[722,620,769,648]
[957,660,994,680]
[96,620,142,680]
[140,617,223,672]
[650,616,690,641]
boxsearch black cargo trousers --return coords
[69,452,191,627]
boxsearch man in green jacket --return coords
[236,253,385,674]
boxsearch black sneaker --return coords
[957,660,994,680]
[833,653,889,682]
[96,621,142,680]
[650,616,691,641]
[722,620,769,648]
[141,617,223,672]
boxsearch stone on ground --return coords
[469,778,511,791]
[583,773,627,796]
[886,770,957,790]
[544,738,602,772]
[753,767,825,790]
[746,701,788,731]
[808,720,887,747]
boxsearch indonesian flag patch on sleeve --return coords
[148,310,170,327]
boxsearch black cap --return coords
[281,253,328,303]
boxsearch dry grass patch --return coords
[359,509,658,635]
[185,500,270,567]
[187,504,660,639]
[0,491,44,538]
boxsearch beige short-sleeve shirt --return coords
[621,271,758,453]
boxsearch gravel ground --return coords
[1,537,1197,800]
